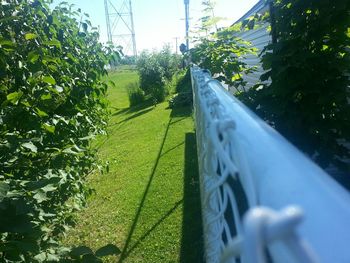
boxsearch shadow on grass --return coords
[112,98,154,116]
[112,107,154,126]
[118,117,172,262]
[118,104,204,262]
[97,101,154,149]
[66,243,121,262]
[170,104,192,118]
[160,141,185,157]
[180,132,204,263]
[121,199,183,259]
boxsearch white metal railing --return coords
[191,66,350,263]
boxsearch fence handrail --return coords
[191,66,350,263]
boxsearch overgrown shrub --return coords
[167,69,193,108]
[0,0,111,261]
[168,92,193,109]
[136,46,181,103]
[151,84,167,103]
[239,0,350,170]
[156,46,181,80]
[165,68,191,94]
[175,68,191,93]
[127,82,145,106]
[136,52,164,95]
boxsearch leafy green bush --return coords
[191,24,256,91]
[0,0,111,261]
[150,84,167,103]
[136,46,181,103]
[156,46,181,81]
[165,68,191,94]
[127,82,145,106]
[167,69,193,109]
[137,52,164,95]
[168,92,193,109]
[175,68,191,93]
[239,0,350,169]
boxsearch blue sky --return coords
[53,0,259,53]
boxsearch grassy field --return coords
[63,68,204,262]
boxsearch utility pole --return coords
[174,37,179,54]
[184,0,190,51]
[104,0,137,57]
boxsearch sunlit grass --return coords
[63,68,203,262]
[105,67,138,109]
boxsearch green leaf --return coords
[95,244,121,258]
[44,40,61,48]
[55,85,63,93]
[79,134,95,141]
[62,148,78,154]
[34,252,46,262]
[0,182,10,202]
[35,108,48,117]
[42,75,56,85]
[46,253,60,261]
[28,51,40,63]
[70,246,93,257]
[33,190,48,203]
[40,93,52,100]
[25,177,61,191]
[0,38,16,50]
[81,22,88,32]
[231,73,241,81]
[22,142,37,153]
[67,53,78,63]
[42,55,59,65]
[25,33,37,40]
[0,16,17,24]
[6,91,23,105]
[41,184,56,192]
[42,123,55,133]
[108,80,116,88]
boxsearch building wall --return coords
[229,1,271,93]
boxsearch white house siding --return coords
[229,1,271,93]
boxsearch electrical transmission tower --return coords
[104,0,137,57]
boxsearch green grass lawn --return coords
[63,68,204,262]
